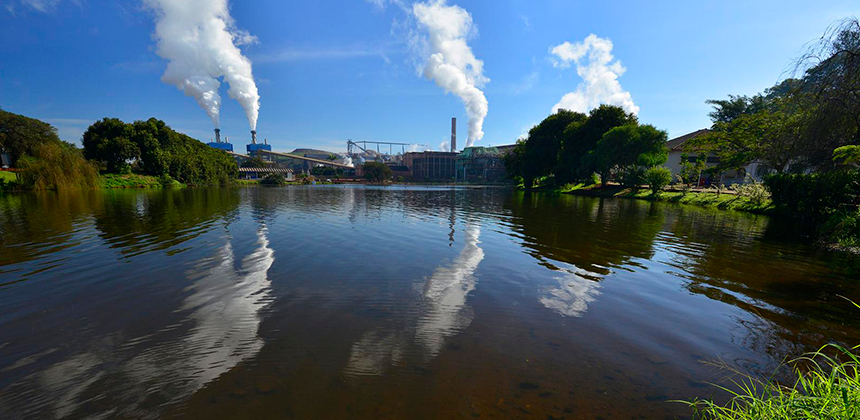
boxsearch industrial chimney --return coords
[251,130,257,145]
[214,128,221,143]
[451,117,457,152]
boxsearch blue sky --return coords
[0,0,856,153]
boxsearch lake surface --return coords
[1,186,859,419]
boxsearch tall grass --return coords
[17,141,98,190]
[686,300,860,419]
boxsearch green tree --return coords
[82,118,139,173]
[502,139,526,183]
[690,99,810,174]
[583,124,668,186]
[241,156,268,168]
[834,145,860,166]
[679,153,707,186]
[556,105,637,184]
[363,161,392,182]
[643,166,673,195]
[0,109,63,166]
[521,110,586,188]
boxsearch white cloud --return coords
[13,0,79,13]
[412,0,489,147]
[550,34,639,116]
[253,42,401,63]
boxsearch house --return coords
[664,129,766,186]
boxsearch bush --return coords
[363,162,392,183]
[729,178,771,205]
[619,166,645,187]
[261,173,287,186]
[157,174,182,188]
[643,166,672,195]
[765,170,860,221]
[17,142,98,190]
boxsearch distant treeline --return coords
[83,118,236,186]
[0,108,98,190]
[503,105,669,189]
[0,110,237,190]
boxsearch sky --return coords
[0,0,856,153]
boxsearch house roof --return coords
[238,167,294,174]
[666,129,712,152]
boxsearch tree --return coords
[679,153,707,186]
[796,18,860,146]
[502,140,526,183]
[521,110,586,188]
[556,105,637,184]
[834,145,860,166]
[643,166,673,195]
[689,98,811,174]
[241,156,268,168]
[82,118,139,173]
[0,109,63,166]
[363,161,392,182]
[82,117,237,185]
[260,173,287,186]
[583,123,668,186]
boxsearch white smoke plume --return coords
[146,0,261,130]
[413,0,489,147]
[550,34,639,116]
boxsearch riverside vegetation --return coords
[504,18,860,252]
[0,110,236,191]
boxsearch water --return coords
[1,186,859,419]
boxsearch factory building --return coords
[454,145,517,183]
[246,130,272,155]
[207,129,234,152]
[403,151,457,182]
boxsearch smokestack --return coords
[214,128,221,143]
[251,130,257,145]
[451,117,457,152]
[264,138,268,145]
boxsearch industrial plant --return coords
[206,117,514,183]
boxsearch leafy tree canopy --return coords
[363,161,392,183]
[0,108,63,166]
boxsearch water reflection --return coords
[346,222,484,376]
[539,268,602,318]
[0,227,273,418]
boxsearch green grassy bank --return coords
[560,185,775,214]
[98,173,184,189]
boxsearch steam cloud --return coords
[413,0,489,147]
[146,0,261,130]
[550,34,639,116]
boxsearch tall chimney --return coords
[451,117,457,152]
[264,138,268,145]
[214,128,221,143]
[251,130,257,145]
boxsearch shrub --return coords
[619,166,645,187]
[729,178,771,205]
[157,174,182,188]
[363,162,392,183]
[643,166,673,195]
[765,170,860,221]
[261,173,287,186]
[17,142,98,190]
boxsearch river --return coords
[1,186,858,419]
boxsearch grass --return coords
[561,185,775,215]
[685,299,860,419]
[99,173,183,189]
[684,344,860,419]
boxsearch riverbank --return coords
[562,185,775,214]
